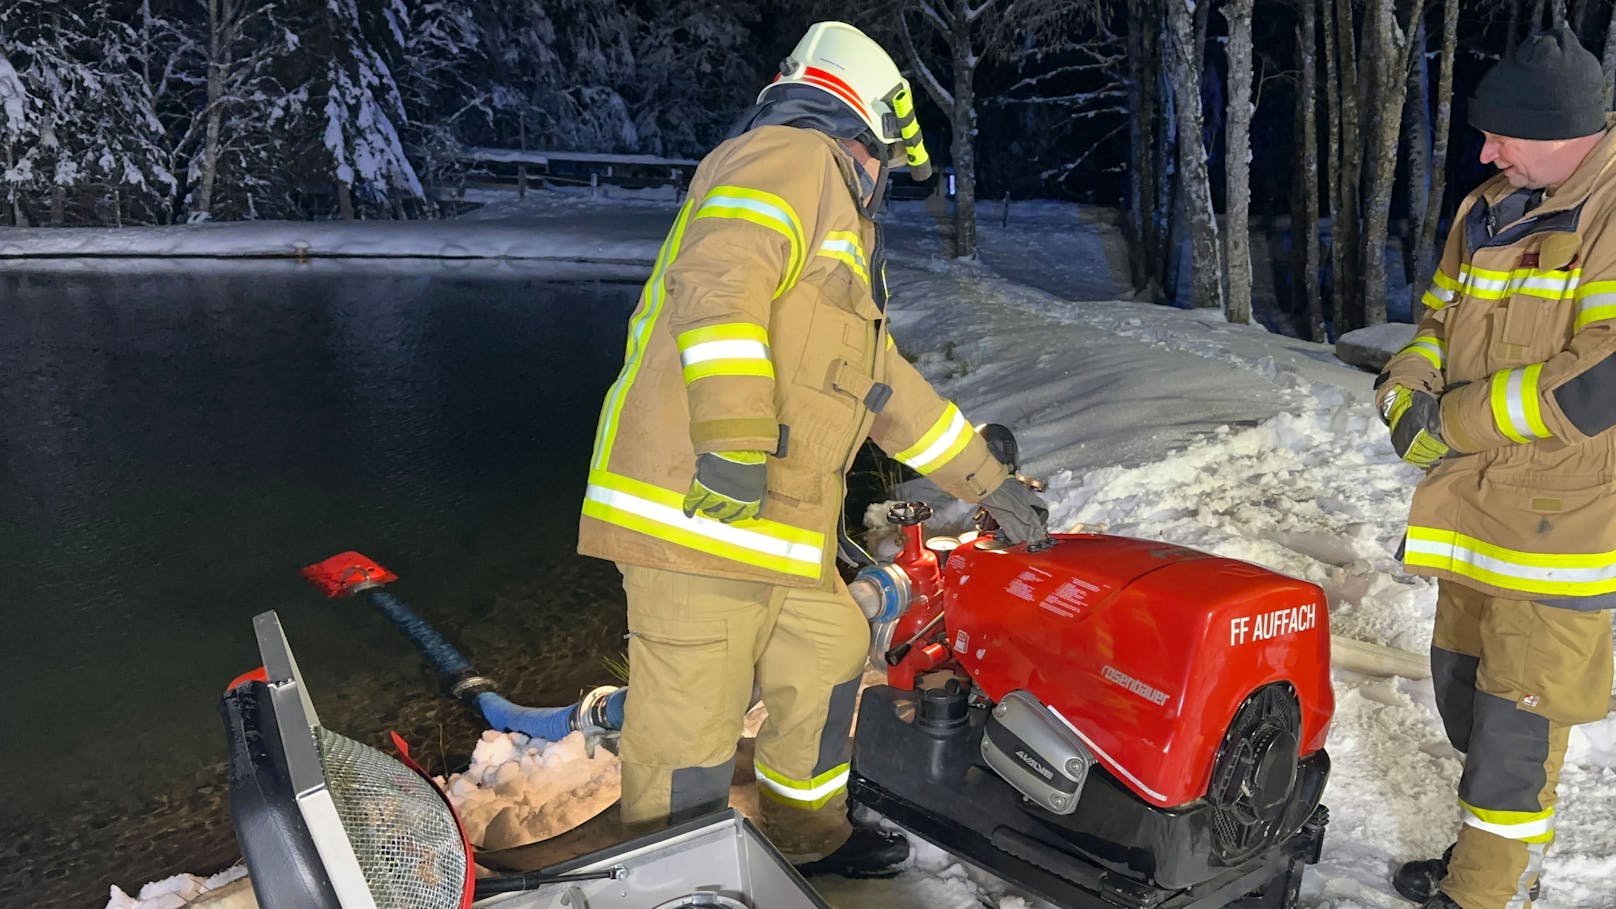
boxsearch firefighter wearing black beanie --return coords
[1379,20,1616,909]
[1469,23,1608,141]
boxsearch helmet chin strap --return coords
[859,159,891,218]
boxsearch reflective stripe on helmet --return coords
[799,66,872,121]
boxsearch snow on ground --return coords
[92,192,1616,908]
[105,868,247,909]
[443,730,620,850]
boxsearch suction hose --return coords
[305,550,905,745]
[475,685,626,743]
[354,584,629,742]
[301,551,628,743]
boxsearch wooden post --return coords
[590,172,598,199]
[518,163,527,198]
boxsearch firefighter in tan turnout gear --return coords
[577,21,1048,877]
[1377,25,1616,909]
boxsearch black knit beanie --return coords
[1470,24,1608,140]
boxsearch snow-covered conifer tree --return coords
[0,43,37,226]
[393,0,483,208]
[316,0,424,218]
[629,0,756,156]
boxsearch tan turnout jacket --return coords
[579,125,1007,588]
[1380,120,1616,606]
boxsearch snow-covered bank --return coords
[0,208,664,264]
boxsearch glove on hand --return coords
[1382,387,1452,469]
[683,450,767,523]
[980,478,1050,546]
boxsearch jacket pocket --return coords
[767,451,824,507]
[1494,291,1574,363]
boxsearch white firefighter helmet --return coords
[764,21,933,179]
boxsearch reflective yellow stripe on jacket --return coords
[1459,264,1582,301]
[1422,268,1461,311]
[754,757,849,810]
[1398,334,1447,370]
[1490,364,1552,443]
[1575,279,1616,330]
[1460,799,1557,844]
[593,200,697,470]
[694,186,806,298]
[677,323,774,383]
[583,470,824,579]
[1405,526,1616,597]
[895,403,973,475]
[817,230,869,284]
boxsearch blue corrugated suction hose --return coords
[475,686,626,742]
[354,585,626,742]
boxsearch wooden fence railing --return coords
[438,147,701,201]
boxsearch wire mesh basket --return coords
[222,611,471,909]
[314,727,468,907]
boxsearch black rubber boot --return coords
[794,827,910,879]
[1393,844,1455,903]
[1393,844,1540,904]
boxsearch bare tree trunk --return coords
[1158,65,1181,302]
[1361,0,1415,327]
[193,0,228,218]
[1552,0,1568,25]
[1412,0,1460,324]
[1572,0,1590,34]
[1222,0,1255,324]
[1131,0,1157,294]
[949,0,978,259]
[336,180,355,219]
[1297,0,1325,342]
[1403,16,1430,282]
[5,143,25,227]
[1333,0,1363,330]
[1508,0,1523,55]
[1125,0,1160,295]
[1322,0,1342,336]
[1151,0,1177,301]
[1166,0,1224,311]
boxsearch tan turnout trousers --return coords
[617,563,870,861]
[1431,581,1614,909]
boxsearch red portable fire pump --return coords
[842,472,1333,907]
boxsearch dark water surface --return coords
[0,264,638,906]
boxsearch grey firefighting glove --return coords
[979,478,1050,546]
[682,450,767,522]
[1381,387,1454,469]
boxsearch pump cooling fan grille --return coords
[1206,683,1302,864]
